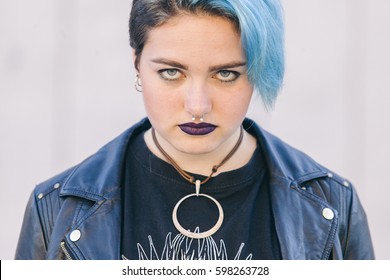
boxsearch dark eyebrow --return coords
[150,58,246,72]
[150,58,188,70]
[209,62,247,72]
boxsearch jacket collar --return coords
[246,119,328,182]
[59,118,337,259]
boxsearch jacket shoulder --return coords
[15,165,79,259]
[33,166,78,201]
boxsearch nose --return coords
[184,80,212,120]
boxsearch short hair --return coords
[129,0,284,109]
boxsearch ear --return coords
[132,49,136,65]
[132,49,139,72]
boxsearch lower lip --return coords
[179,124,217,136]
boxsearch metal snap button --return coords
[322,208,334,220]
[54,183,61,189]
[69,230,81,242]
[37,193,43,199]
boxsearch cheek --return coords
[217,86,253,116]
[141,83,182,118]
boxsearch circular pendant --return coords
[172,192,224,239]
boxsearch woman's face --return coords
[137,14,253,157]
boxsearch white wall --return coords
[1,0,389,259]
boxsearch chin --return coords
[173,137,220,155]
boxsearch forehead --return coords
[141,14,245,66]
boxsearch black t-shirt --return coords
[121,130,281,260]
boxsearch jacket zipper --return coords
[60,241,74,260]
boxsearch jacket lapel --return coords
[63,192,122,259]
[269,175,338,259]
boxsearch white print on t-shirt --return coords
[135,228,253,260]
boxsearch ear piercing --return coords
[134,74,142,92]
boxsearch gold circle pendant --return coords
[172,192,224,239]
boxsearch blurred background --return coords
[1,0,389,259]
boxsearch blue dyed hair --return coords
[129,0,284,109]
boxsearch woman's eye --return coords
[159,69,183,81]
[215,70,240,82]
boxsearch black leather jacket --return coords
[15,118,374,259]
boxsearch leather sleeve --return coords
[14,190,47,259]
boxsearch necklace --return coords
[151,126,244,239]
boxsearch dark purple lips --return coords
[178,122,217,136]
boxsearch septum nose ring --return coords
[192,115,204,122]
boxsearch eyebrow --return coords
[150,58,246,71]
[151,58,188,70]
[209,62,247,72]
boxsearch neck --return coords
[144,127,257,177]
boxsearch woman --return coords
[15,0,374,260]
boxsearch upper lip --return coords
[179,122,217,128]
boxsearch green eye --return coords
[215,70,240,82]
[166,69,178,76]
[219,70,231,78]
[158,69,183,81]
